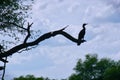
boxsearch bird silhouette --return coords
[77,23,87,45]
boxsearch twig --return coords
[23,22,33,43]
[1,22,27,30]
[0,26,86,58]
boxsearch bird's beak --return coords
[83,23,88,26]
[85,23,88,25]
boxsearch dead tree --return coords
[0,23,86,61]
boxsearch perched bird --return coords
[78,23,87,40]
[77,23,87,45]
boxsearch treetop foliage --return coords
[14,74,50,80]
[13,54,120,80]
[0,0,32,30]
[0,0,34,49]
[69,54,120,80]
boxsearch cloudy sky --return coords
[4,0,120,79]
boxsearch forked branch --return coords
[23,22,33,43]
[0,25,86,60]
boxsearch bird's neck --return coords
[83,26,85,29]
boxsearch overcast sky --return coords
[5,0,120,79]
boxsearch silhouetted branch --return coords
[0,58,8,63]
[1,21,27,30]
[0,45,8,63]
[0,25,86,59]
[23,22,33,43]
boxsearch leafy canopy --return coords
[69,54,120,80]
[0,0,33,30]
[0,0,33,49]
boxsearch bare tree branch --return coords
[0,58,8,63]
[0,21,27,30]
[0,26,86,59]
[23,22,33,43]
[0,45,8,63]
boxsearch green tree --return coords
[14,75,44,80]
[103,61,120,80]
[69,54,120,80]
[0,0,32,30]
[0,0,33,48]
[0,0,33,80]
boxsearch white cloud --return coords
[8,53,33,64]
[67,2,80,13]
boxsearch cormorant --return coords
[77,23,87,45]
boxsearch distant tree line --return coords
[69,54,120,80]
[14,54,120,80]
[14,75,49,80]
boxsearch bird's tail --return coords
[77,43,80,46]
[77,39,86,46]
[77,40,81,46]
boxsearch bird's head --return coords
[83,23,88,27]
